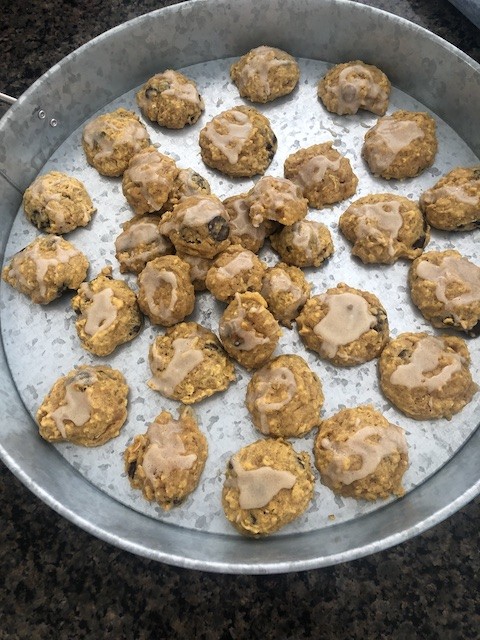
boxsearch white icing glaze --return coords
[51,378,93,439]
[78,285,117,336]
[161,70,204,108]
[221,294,269,351]
[332,64,387,115]
[237,46,292,101]
[115,220,163,252]
[142,417,197,479]
[83,115,149,161]
[249,177,300,227]
[149,337,204,395]
[28,174,89,231]
[228,197,265,242]
[203,109,253,164]
[351,200,403,257]
[313,292,376,358]
[261,270,307,317]
[390,336,464,391]
[230,454,297,509]
[140,263,178,322]
[182,198,226,227]
[216,251,254,279]
[366,118,425,173]
[321,424,407,485]
[125,150,174,210]
[297,154,341,187]
[423,184,479,207]
[247,366,297,434]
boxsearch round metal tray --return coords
[1,0,479,573]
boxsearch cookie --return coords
[419,166,480,231]
[23,171,96,234]
[223,193,268,253]
[159,167,211,214]
[205,244,267,302]
[2,235,89,305]
[269,219,334,268]
[379,332,478,420]
[222,438,314,537]
[71,266,142,356]
[121,146,179,215]
[137,255,195,326]
[230,45,300,103]
[408,249,480,336]
[247,176,308,227]
[314,405,408,501]
[339,193,430,264]
[158,194,231,259]
[318,60,391,116]
[362,110,437,180]
[136,70,204,129]
[36,365,129,447]
[115,215,174,274]
[82,107,150,177]
[284,142,358,209]
[219,292,282,370]
[124,406,208,510]
[296,283,389,366]
[260,262,311,328]
[246,354,324,438]
[199,105,277,177]
[176,252,213,292]
[148,321,235,403]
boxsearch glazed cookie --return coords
[159,168,211,214]
[36,365,129,447]
[284,142,358,209]
[222,438,314,537]
[223,193,268,253]
[270,219,334,268]
[176,252,213,292]
[260,262,311,328]
[158,194,231,259]
[115,215,173,274]
[124,406,208,510]
[318,60,391,116]
[2,235,89,305]
[247,176,308,227]
[205,244,267,302]
[246,354,324,438]
[23,171,96,234]
[230,45,300,103]
[419,166,480,231]
[71,266,142,357]
[121,146,179,215]
[82,108,150,177]
[379,332,478,420]
[296,283,389,366]
[408,249,480,336]
[339,193,430,264]
[199,105,277,177]
[136,70,204,129]
[137,255,195,326]
[362,110,437,180]
[148,321,236,404]
[314,405,408,501]
[219,292,282,370]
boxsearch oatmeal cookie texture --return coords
[148,321,235,404]
[223,193,269,253]
[419,166,480,231]
[136,70,204,129]
[270,219,334,268]
[137,255,195,326]
[159,167,211,214]
[121,146,179,215]
[222,438,314,536]
[339,193,430,264]
[2,235,89,304]
[296,283,389,366]
[115,215,173,275]
[205,244,267,302]
[219,292,282,370]
[247,176,308,227]
[362,110,437,180]
[82,107,150,177]
[318,60,391,116]
[246,354,324,438]
[230,45,300,104]
[36,365,129,447]
[23,171,96,234]
[260,262,311,328]
[379,332,478,420]
[71,266,142,357]
[199,105,277,177]
[408,249,480,336]
[284,142,358,209]
[124,406,208,510]
[314,405,409,501]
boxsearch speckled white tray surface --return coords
[1,57,479,537]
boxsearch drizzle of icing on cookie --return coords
[51,376,93,438]
[203,109,253,164]
[125,150,176,210]
[230,454,297,509]
[236,46,292,101]
[332,63,388,115]
[365,117,425,173]
[221,294,270,351]
[79,285,117,335]
[297,154,341,187]
[182,198,227,227]
[160,70,204,107]
[352,200,403,257]
[422,184,479,207]
[247,366,297,434]
[149,337,204,395]
[142,417,197,478]
[216,251,255,278]
[83,114,149,161]
[139,263,178,322]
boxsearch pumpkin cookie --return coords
[115,215,173,274]
[260,262,311,328]
[270,219,334,268]
[247,176,308,227]
[223,193,268,253]
[205,244,267,302]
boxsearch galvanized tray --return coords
[1,0,479,573]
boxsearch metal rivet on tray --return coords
[37,109,46,119]
[49,118,58,127]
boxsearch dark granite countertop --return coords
[1,1,479,638]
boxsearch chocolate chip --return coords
[127,461,137,478]
[30,209,50,231]
[191,172,209,190]
[145,87,159,99]
[412,233,427,249]
[207,215,230,242]
[398,349,409,359]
